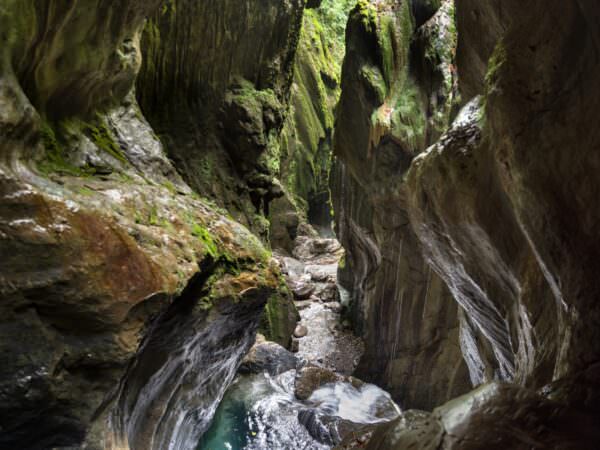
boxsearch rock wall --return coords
[137,0,305,240]
[270,0,355,251]
[331,0,471,410]
[338,382,600,450]
[337,0,600,447]
[408,0,600,397]
[0,1,301,448]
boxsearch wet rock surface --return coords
[3,0,600,448]
[239,335,299,377]
[200,366,400,450]
[199,226,383,449]
[294,365,347,400]
[294,324,309,338]
[0,1,301,448]
[330,0,471,410]
[338,383,600,450]
[333,0,600,448]
[406,0,600,413]
[276,226,364,376]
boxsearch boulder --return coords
[239,337,299,376]
[291,281,315,300]
[294,365,343,400]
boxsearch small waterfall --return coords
[198,370,400,450]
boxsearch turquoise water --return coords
[198,371,327,450]
[198,370,400,450]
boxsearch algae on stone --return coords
[271,0,355,249]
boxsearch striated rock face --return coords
[407,97,556,385]
[108,264,280,450]
[0,1,299,448]
[338,0,600,447]
[330,0,471,410]
[407,0,600,400]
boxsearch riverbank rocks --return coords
[239,336,299,376]
[295,365,347,400]
[294,236,344,263]
[305,265,331,282]
[338,383,600,450]
[291,280,316,300]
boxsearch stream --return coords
[198,229,401,449]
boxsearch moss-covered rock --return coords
[259,288,300,349]
[271,0,355,250]
[136,0,305,238]
[0,1,297,448]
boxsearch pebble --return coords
[294,324,308,338]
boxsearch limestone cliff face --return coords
[408,0,600,398]
[331,0,471,409]
[336,0,600,448]
[137,0,304,240]
[0,1,301,448]
[270,0,355,251]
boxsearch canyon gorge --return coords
[1,0,599,449]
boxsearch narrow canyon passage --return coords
[199,227,399,449]
[1,0,600,449]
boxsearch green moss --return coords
[132,203,176,231]
[354,0,378,35]
[261,133,282,175]
[37,122,96,177]
[161,0,175,15]
[302,0,353,91]
[148,205,160,226]
[276,1,353,217]
[448,2,457,44]
[259,287,298,347]
[378,15,397,87]
[163,180,178,195]
[161,218,175,231]
[485,42,507,88]
[118,172,135,183]
[82,117,127,164]
[391,80,426,150]
[382,0,414,89]
[191,223,219,258]
[360,65,387,103]
[76,186,95,196]
[483,41,507,111]
[231,79,281,116]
